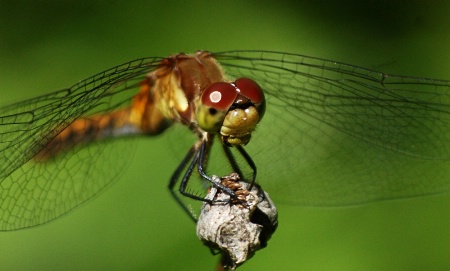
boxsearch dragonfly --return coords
[0,50,449,231]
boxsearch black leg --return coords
[221,144,244,178]
[235,145,257,189]
[168,139,223,222]
[168,144,199,222]
[168,136,258,222]
[221,143,257,187]
[197,139,240,197]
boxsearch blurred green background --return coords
[1,0,450,270]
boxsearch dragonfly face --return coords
[0,50,449,231]
[196,77,266,146]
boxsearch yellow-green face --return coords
[195,78,266,146]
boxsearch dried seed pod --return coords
[196,174,278,270]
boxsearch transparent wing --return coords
[2,50,450,230]
[214,50,450,206]
[0,57,162,230]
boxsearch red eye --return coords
[201,82,237,111]
[234,78,264,104]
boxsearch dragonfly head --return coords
[196,78,265,146]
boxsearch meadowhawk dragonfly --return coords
[0,50,449,231]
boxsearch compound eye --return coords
[201,82,238,111]
[234,78,264,104]
[197,82,238,133]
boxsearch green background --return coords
[1,1,450,270]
